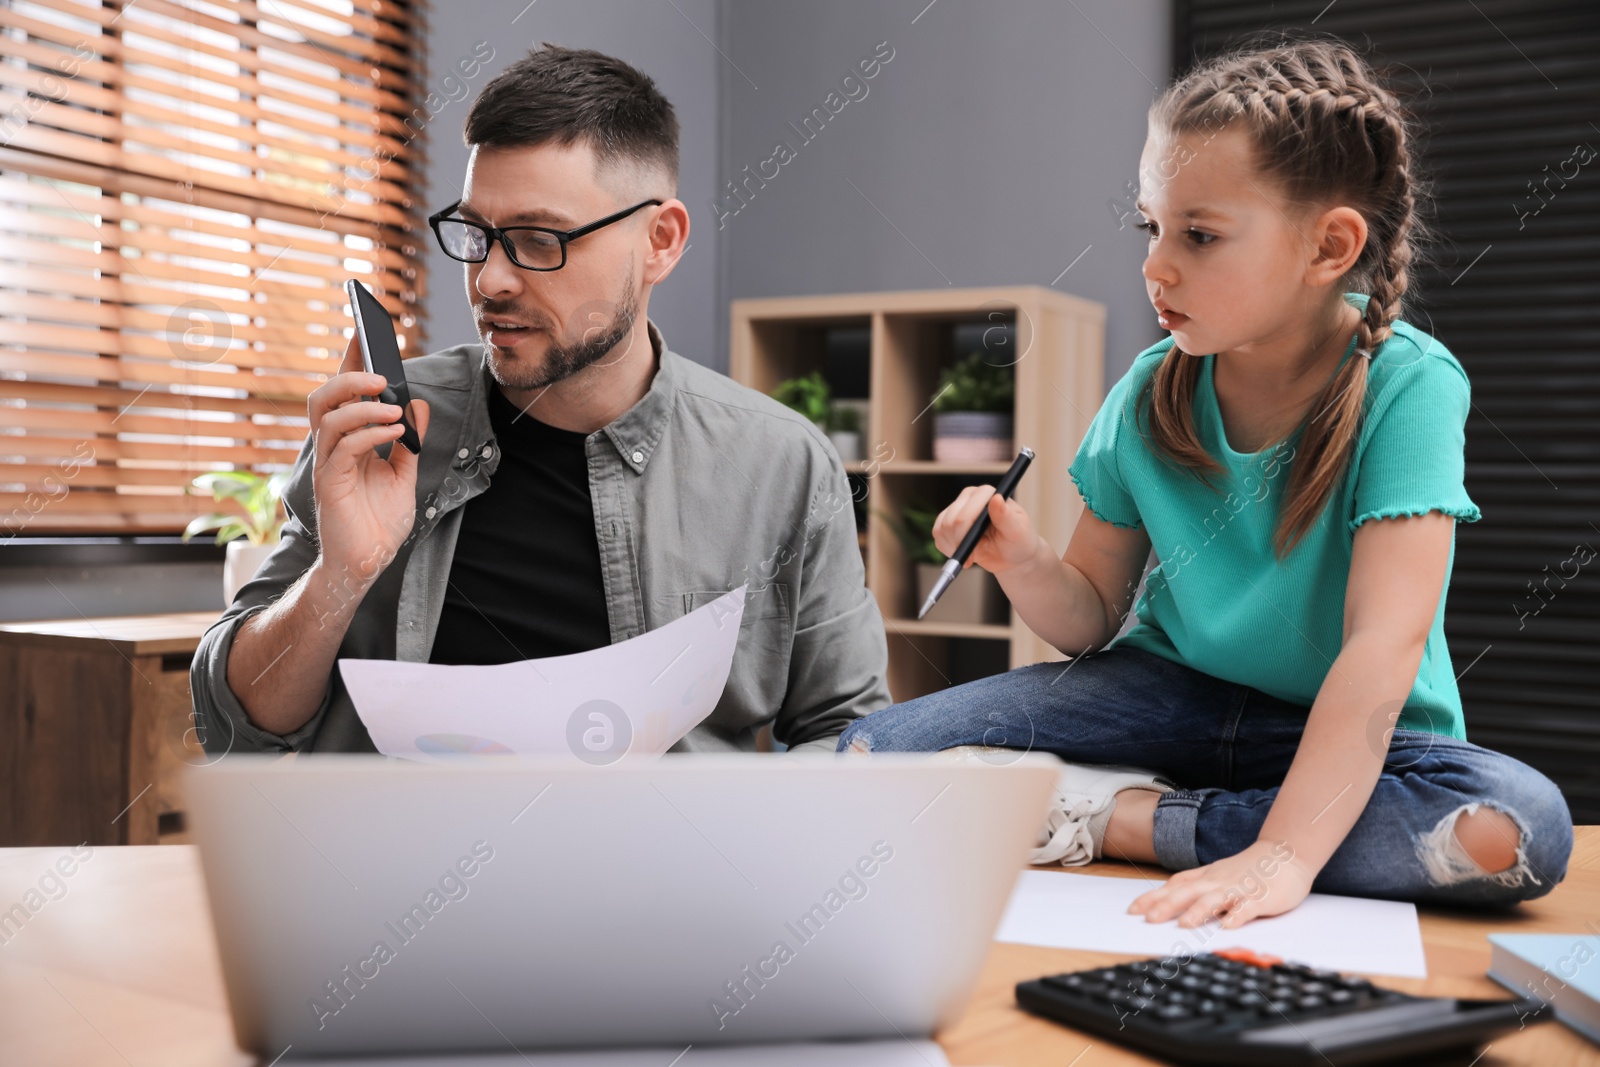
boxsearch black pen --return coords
[917,446,1035,620]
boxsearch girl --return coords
[838,37,1573,928]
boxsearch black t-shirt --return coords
[427,384,611,665]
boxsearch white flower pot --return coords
[828,430,863,463]
[224,540,278,606]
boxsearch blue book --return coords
[1488,933,1600,1046]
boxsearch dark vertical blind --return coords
[1174,0,1600,821]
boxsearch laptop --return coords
[184,753,1059,1058]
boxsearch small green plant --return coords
[827,401,861,435]
[771,371,833,426]
[182,469,290,546]
[878,504,946,566]
[932,351,1015,414]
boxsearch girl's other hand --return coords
[1126,840,1316,929]
[933,486,1042,575]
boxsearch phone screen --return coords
[346,279,421,455]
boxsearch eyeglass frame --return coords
[427,198,664,272]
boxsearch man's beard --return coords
[481,281,639,393]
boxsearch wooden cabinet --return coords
[730,286,1105,702]
[0,612,219,846]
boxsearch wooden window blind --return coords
[0,0,429,535]
[1173,0,1600,821]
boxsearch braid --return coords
[1143,35,1429,558]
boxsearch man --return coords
[191,45,888,755]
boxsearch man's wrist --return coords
[305,554,379,625]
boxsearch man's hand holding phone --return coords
[306,333,431,588]
[225,326,430,739]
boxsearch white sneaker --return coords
[1030,762,1174,867]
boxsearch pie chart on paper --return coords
[414,732,515,757]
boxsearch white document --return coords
[283,1041,949,1066]
[996,870,1427,978]
[339,586,747,763]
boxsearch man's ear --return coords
[643,198,690,286]
[1308,205,1367,285]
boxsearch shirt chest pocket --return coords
[652,584,794,725]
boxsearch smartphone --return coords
[345,279,421,457]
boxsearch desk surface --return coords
[2,831,1595,1066]
[0,610,220,654]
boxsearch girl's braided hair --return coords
[1139,34,1434,557]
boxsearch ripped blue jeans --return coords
[836,647,1573,907]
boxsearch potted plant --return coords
[771,371,832,430]
[880,503,1007,625]
[826,400,864,463]
[182,469,290,605]
[773,372,866,463]
[932,352,1015,462]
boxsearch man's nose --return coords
[472,240,524,300]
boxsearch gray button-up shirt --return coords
[191,322,889,755]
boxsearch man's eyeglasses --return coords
[428,199,663,272]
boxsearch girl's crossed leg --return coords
[836,647,1573,907]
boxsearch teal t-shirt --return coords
[1069,292,1481,738]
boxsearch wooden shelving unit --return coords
[730,286,1105,703]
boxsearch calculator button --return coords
[1206,983,1235,999]
[1213,947,1283,968]
[1156,1004,1191,1020]
[1041,974,1086,993]
[1265,998,1294,1015]
[1296,995,1327,1010]
[1234,990,1267,1007]
[1195,998,1223,1015]
[1327,989,1356,1005]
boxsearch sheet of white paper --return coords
[284,1040,948,1066]
[995,870,1427,978]
[339,586,746,763]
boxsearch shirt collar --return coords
[603,319,677,474]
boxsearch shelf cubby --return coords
[730,286,1106,703]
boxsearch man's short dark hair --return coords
[465,44,679,190]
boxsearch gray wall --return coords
[715,0,1171,379]
[419,0,723,366]
[418,0,1173,379]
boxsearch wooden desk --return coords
[1,830,1595,1066]
[0,612,220,847]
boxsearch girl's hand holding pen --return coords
[933,485,1043,575]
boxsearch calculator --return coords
[1016,948,1547,1065]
